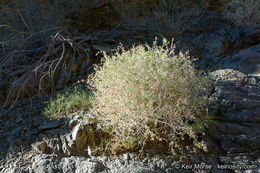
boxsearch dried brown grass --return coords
[0,0,95,114]
[223,0,260,27]
[116,0,209,38]
[0,30,94,115]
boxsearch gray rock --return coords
[209,69,260,112]
[37,120,96,156]
[219,154,260,173]
[76,160,101,173]
[25,154,163,173]
[191,27,232,57]
[31,141,48,154]
[221,134,260,153]
[2,168,16,173]
[222,108,260,123]
[30,155,59,173]
[38,121,61,131]
[69,119,80,129]
[223,43,260,78]
[58,157,76,173]
[209,69,260,155]
[182,12,242,67]
[123,153,130,161]
[60,135,72,156]
[241,25,260,47]
[182,14,260,73]
[71,123,95,154]
[218,122,260,135]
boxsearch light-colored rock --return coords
[31,141,48,154]
[75,123,95,154]
[38,120,96,156]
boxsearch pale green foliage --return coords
[43,88,94,118]
[223,0,260,27]
[91,39,210,150]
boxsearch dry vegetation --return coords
[223,0,260,27]
[116,0,209,38]
[0,0,65,109]
[91,39,210,152]
[0,0,66,45]
[0,0,95,113]
[3,0,255,112]
[0,30,92,111]
[0,0,220,154]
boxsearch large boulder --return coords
[222,43,260,78]
[209,69,260,154]
[181,13,260,71]
[178,12,242,70]
[241,25,260,47]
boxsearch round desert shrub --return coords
[91,39,210,151]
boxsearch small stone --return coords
[38,121,60,131]
[68,119,79,129]
[31,141,48,153]
[71,123,81,141]
[87,145,92,157]
[123,153,130,161]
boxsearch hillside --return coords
[0,0,260,172]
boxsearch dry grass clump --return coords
[0,0,64,111]
[0,0,66,46]
[223,0,260,27]
[116,0,209,38]
[0,0,95,113]
[91,39,210,152]
[0,30,94,113]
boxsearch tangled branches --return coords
[0,29,95,115]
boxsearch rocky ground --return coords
[0,10,260,173]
